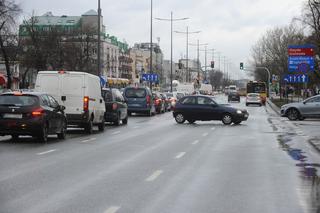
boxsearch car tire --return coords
[187,119,195,124]
[222,113,233,125]
[175,113,185,124]
[98,119,105,131]
[85,119,93,134]
[38,123,48,142]
[287,108,299,121]
[128,112,132,116]
[11,134,19,141]
[57,120,67,139]
[298,116,305,121]
[122,115,128,125]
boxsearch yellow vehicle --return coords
[246,81,267,105]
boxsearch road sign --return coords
[283,74,309,83]
[288,45,315,73]
[288,45,315,57]
[141,73,159,83]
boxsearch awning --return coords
[0,74,7,86]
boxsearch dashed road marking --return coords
[111,131,121,135]
[37,149,57,155]
[192,140,199,145]
[211,127,215,130]
[202,132,209,137]
[133,126,140,129]
[145,170,163,182]
[104,206,121,213]
[175,152,186,159]
[81,138,96,143]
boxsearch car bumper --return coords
[234,113,249,121]
[128,106,151,113]
[66,112,90,125]
[280,109,286,117]
[0,119,44,136]
[105,111,118,122]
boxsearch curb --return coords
[266,98,281,116]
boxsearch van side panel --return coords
[61,74,85,116]
[35,74,61,102]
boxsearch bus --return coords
[246,81,267,104]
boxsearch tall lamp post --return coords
[189,40,208,81]
[175,27,200,82]
[155,12,188,92]
[150,0,153,90]
[97,0,101,76]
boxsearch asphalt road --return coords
[1,95,319,213]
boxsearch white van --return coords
[35,71,105,133]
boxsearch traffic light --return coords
[210,61,215,68]
[240,62,244,70]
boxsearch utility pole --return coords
[175,27,200,82]
[189,40,208,82]
[97,0,101,76]
[150,0,153,90]
[155,13,188,92]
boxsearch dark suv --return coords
[123,86,156,116]
[228,92,240,102]
[0,92,67,142]
[102,88,128,125]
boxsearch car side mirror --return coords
[59,105,66,111]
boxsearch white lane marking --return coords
[192,140,199,145]
[111,131,121,135]
[211,127,215,130]
[81,138,96,143]
[133,126,140,129]
[175,152,186,159]
[202,132,209,137]
[37,149,57,155]
[145,170,163,182]
[104,206,121,213]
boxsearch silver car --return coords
[280,95,320,120]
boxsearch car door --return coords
[301,96,320,117]
[48,95,65,131]
[40,95,57,133]
[114,89,127,120]
[179,96,197,120]
[196,97,219,120]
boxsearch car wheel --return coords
[233,120,242,125]
[85,119,93,134]
[122,115,128,125]
[128,112,132,116]
[38,123,48,142]
[298,116,305,121]
[98,119,105,131]
[11,134,19,141]
[222,114,233,125]
[287,108,299,121]
[57,120,67,139]
[187,119,195,124]
[175,113,185,124]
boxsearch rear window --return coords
[125,88,146,98]
[0,95,39,106]
[102,90,113,102]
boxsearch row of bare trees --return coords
[250,0,320,87]
[0,0,99,88]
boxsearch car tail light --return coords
[146,95,151,105]
[32,108,44,116]
[112,103,118,110]
[83,96,89,111]
[155,99,160,105]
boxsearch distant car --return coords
[152,92,165,114]
[160,93,171,111]
[246,93,262,106]
[123,86,156,116]
[228,92,240,102]
[173,95,249,125]
[102,88,128,125]
[280,94,320,120]
[0,92,67,142]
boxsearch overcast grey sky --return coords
[16,0,306,79]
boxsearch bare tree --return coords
[209,70,223,90]
[0,0,21,88]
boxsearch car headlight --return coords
[236,110,242,114]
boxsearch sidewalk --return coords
[267,98,320,153]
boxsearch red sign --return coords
[288,48,314,56]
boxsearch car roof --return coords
[0,91,46,96]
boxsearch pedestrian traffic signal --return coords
[240,62,244,70]
[211,61,215,68]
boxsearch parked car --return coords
[152,92,165,113]
[35,71,105,133]
[0,92,67,142]
[102,88,128,125]
[228,91,240,102]
[123,86,156,116]
[173,95,249,125]
[246,93,262,106]
[280,94,320,120]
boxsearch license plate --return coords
[3,113,22,119]
[129,104,141,107]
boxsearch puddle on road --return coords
[278,134,320,213]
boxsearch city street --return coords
[0,95,319,213]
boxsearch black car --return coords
[228,92,240,102]
[0,92,67,142]
[102,88,128,125]
[173,95,249,125]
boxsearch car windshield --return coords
[0,95,38,106]
[102,90,113,102]
[125,88,146,98]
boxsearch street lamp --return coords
[150,0,153,90]
[97,0,101,76]
[155,12,188,92]
[189,40,208,81]
[175,27,201,82]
